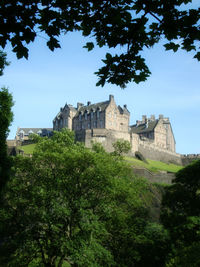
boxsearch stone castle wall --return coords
[76,129,130,152]
[181,154,200,166]
[137,144,182,165]
[132,167,175,184]
[73,109,106,131]
[105,99,129,132]
[75,130,182,165]
[131,133,182,165]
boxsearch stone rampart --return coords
[76,129,130,152]
[130,133,182,165]
[132,167,175,184]
[137,143,182,165]
[181,154,200,166]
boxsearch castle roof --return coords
[67,105,77,111]
[53,104,77,122]
[75,100,110,116]
[130,120,158,134]
[118,105,130,115]
[16,128,53,136]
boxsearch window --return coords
[79,114,82,121]
[91,111,93,119]
[93,121,97,128]
[97,110,100,118]
[88,122,91,128]
[19,130,24,140]
[37,130,42,136]
[85,112,87,120]
[28,130,33,135]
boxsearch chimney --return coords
[142,115,147,123]
[124,104,127,109]
[150,115,155,121]
[109,95,114,102]
[77,102,84,110]
[87,101,91,106]
[159,114,164,119]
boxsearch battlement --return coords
[136,114,169,126]
[181,154,200,166]
[182,154,200,158]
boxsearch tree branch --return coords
[149,11,162,23]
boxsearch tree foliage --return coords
[0,129,168,266]
[0,87,13,191]
[0,0,199,87]
[112,139,131,157]
[0,50,9,76]
[161,160,200,266]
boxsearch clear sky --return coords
[1,28,200,155]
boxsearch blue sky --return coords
[1,29,200,155]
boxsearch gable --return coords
[131,120,158,134]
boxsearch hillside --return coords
[18,143,182,174]
[18,143,36,154]
[125,156,182,173]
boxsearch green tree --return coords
[0,50,9,76]
[0,129,168,266]
[0,87,14,191]
[0,0,199,87]
[104,179,169,267]
[0,130,114,266]
[161,160,200,267]
[112,139,131,157]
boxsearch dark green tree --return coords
[104,179,169,267]
[0,130,114,266]
[161,160,200,267]
[0,0,200,87]
[0,87,13,191]
[0,50,9,76]
[0,129,168,266]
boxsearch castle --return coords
[16,128,53,141]
[53,95,182,164]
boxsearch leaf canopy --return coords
[0,0,199,87]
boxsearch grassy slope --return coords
[18,144,36,154]
[125,156,182,173]
[18,144,182,173]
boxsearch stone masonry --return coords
[53,95,182,164]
